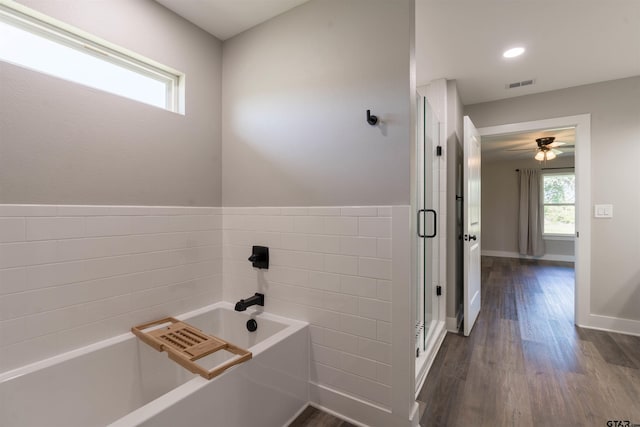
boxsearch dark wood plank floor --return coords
[418,256,640,427]
[289,406,357,427]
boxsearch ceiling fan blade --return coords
[550,141,574,148]
[506,147,536,151]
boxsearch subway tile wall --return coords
[0,204,404,410]
[0,205,223,372]
[222,206,397,409]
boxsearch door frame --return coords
[477,114,591,327]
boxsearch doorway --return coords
[475,114,591,327]
[481,127,576,262]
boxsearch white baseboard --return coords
[481,249,575,263]
[446,309,462,333]
[281,403,311,427]
[446,317,458,333]
[309,382,418,427]
[415,322,447,396]
[579,314,640,337]
[410,401,421,427]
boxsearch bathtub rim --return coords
[0,301,307,384]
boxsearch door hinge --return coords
[436,146,443,156]
[576,231,579,238]
[436,286,442,296]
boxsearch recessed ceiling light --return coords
[503,47,525,58]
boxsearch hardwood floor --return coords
[289,406,357,427]
[418,256,640,427]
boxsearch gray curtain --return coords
[518,169,545,256]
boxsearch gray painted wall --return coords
[466,76,640,322]
[0,0,223,206]
[221,0,414,206]
[481,157,575,258]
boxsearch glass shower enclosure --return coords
[415,94,441,387]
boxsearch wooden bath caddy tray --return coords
[132,317,252,380]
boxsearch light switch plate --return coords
[594,204,613,218]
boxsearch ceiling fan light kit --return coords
[535,136,558,161]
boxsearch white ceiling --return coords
[155,0,310,40]
[156,0,639,103]
[416,0,640,105]
[482,128,575,162]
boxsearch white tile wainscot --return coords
[0,205,223,372]
[222,206,406,413]
[1,204,416,426]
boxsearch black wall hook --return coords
[366,109,378,126]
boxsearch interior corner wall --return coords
[221,0,413,207]
[481,157,575,259]
[0,0,223,206]
[465,76,640,323]
[221,1,416,424]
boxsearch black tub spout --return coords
[234,293,265,311]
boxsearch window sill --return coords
[543,235,575,241]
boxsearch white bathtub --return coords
[0,302,309,427]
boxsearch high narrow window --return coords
[542,172,575,236]
[0,4,182,112]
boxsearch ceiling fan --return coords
[507,136,575,161]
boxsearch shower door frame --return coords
[414,90,447,394]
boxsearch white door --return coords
[463,116,481,336]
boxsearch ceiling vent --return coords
[506,79,536,89]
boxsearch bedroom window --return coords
[0,4,182,112]
[542,172,575,236]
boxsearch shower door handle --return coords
[425,209,437,238]
[417,209,437,238]
[417,209,427,237]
